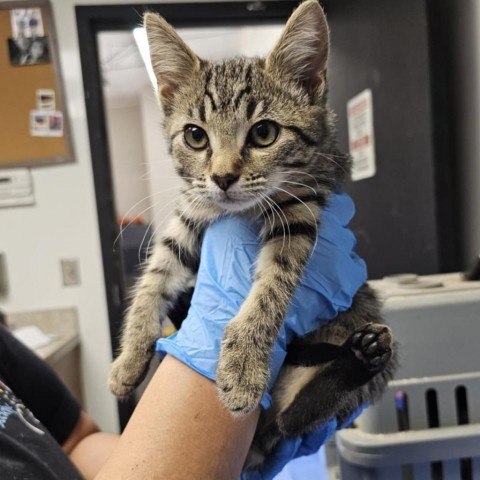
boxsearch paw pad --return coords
[349,324,393,372]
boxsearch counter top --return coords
[7,308,80,366]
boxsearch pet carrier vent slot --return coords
[426,389,443,478]
[396,391,414,480]
[426,388,440,428]
[395,390,410,431]
[455,385,469,425]
[460,460,473,480]
[455,385,473,479]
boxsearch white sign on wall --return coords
[0,168,34,208]
[347,88,376,181]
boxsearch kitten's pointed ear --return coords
[144,12,200,105]
[266,0,329,95]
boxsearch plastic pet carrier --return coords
[336,273,480,479]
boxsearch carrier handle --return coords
[336,423,480,467]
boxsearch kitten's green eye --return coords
[184,125,208,150]
[248,121,279,148]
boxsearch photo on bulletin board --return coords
[0,0,74,169]
[7,36,50,66]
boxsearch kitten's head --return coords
[145,0,348,212]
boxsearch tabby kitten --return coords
[109,0,397,461]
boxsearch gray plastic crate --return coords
[337,373,480,479]
[336,275,480,479]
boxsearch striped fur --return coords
[109,0,397,466]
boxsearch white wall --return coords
[105,102,152,222]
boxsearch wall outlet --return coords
[61,259,81,286]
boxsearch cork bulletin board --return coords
[0,1,73,168]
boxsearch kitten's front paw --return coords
[216,320,270,416]
[108,349,153,397]
[348,323,393,372]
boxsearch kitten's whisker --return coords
[316,151,346,159]
[146,195,204,264]
[180,194,205,236]
[311,152,347,173]
[135,195,191,262]
[259,197,274,232]
[267,195,292,252]
[278,180,317,194]
[116,185,183,229]
[251,192,272,230]
[114,194,174,251]
[138,221,155,264]
[153,190,196,215]
[260,193,290,253]
[144,218,171,264]
[257,193,276,232]
[139,167,197,183]
[254,199,268,226]
[277,170,320,189]
[271,186,319,254]
[261,194,286,252]
[139,199,184,263]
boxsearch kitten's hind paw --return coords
[348,323,393,372]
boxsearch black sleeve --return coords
[0,324,81,445]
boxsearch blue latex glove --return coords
[242,404,367,480]
[243,420,337,480]
[156,192,367,408]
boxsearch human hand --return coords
[241,403,366,480]
[156,192,367,408]
[241,419,337,480]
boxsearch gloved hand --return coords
[241,405,366,480]
[156,192,367,408]
[242,420,337,480]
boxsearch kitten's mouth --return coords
[212,191,258,212]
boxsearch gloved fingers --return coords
[336,403,369,430]
[252,436,303,480]
[240,419,338,480]
[296,419,337,457]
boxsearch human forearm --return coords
[69,431,119,480]
[95,355,259,480]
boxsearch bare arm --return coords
[95,355,259,480]
[60,410,118,480]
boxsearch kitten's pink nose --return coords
[211,174,239,191]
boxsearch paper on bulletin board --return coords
[36,89,55,110]
[10,9,44,38]
[347,89,376,181]
[30,110,63,137]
